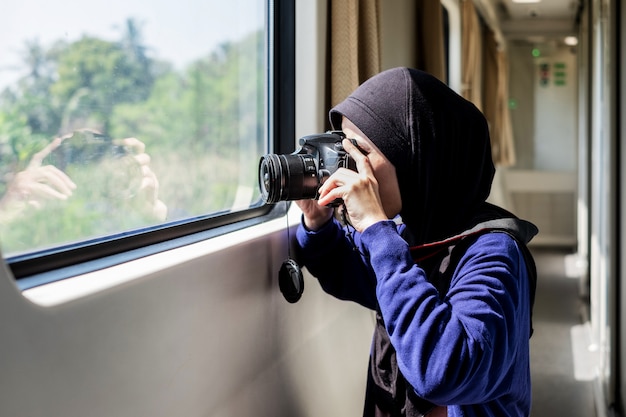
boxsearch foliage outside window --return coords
[0,1,266,257]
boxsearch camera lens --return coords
[259,154,283,203]
[258,154,320,203]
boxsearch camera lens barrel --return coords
[259,154,320,203]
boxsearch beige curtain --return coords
[495,51,515,166]
[328,0,382,108]
[460,0,483,110]
[482,28,516,166]
[415,0,446,83]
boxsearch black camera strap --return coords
[279,203,305,303]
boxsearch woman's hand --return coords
[295,198,334,231]
[316,138,388,232]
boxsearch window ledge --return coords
[22,203,301,307]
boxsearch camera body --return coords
[258,130,357,205]
[43,130,128,169]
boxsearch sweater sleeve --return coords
[295,216,378,309]
[361,220,531,405]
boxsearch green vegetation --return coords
[0,18,265,255]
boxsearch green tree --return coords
[117,18,156,99]
[51,35,155,134]
[1,39,63,137]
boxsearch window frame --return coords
[7,0,295,287]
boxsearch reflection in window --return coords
[0,0,266,256]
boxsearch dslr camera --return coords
[43,130,128,169]
[258,131,359,205]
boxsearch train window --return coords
[0,1,294,282]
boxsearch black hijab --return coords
[330,67,495,245]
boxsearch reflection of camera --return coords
[43,130,128,169]
[258,131,359,205]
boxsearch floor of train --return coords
[529,247,596,416]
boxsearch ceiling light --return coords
[565,36,578,46]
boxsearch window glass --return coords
[0,0,267,257]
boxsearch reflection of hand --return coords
[117,137,167,221]
[0,137,76,222]
[10,165,76,207]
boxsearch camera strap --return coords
[278,203,305,303]
[340,203,371,260]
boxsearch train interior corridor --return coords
[529,247,596,416]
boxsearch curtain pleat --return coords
[482,28,516,166]
[415,0,446,83]
[495,50,516,166]
[461,0,483,110]
[328,0,381,108]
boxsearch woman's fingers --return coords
[342,139,375,177]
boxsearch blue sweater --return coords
[296,218,532,417]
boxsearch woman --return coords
[295,67,537,417]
